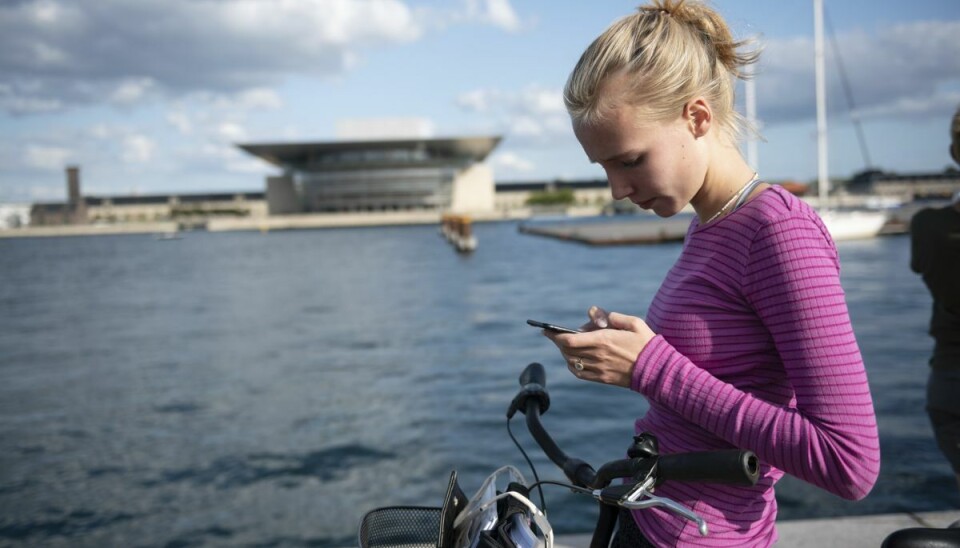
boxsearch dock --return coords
[518,207,911,246]
[518,216,691,246]
[554,510,959,547]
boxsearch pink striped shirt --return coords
[629,185,880,546]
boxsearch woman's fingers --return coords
[588,305,609,328]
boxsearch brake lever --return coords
[619,478,709,537]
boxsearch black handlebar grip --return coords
[507,363,550,419]
[656,450,760,487]
[519,362,546,388]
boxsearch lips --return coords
[637,198,656,209]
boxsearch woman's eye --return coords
[621,156,644,167]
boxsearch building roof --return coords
[496,179,609,192]
[237,136,502,171]
[32,192,266,207]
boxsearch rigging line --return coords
[824,5,874,170]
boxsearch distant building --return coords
[845,169,960,201]
[495,179,611,211]
[237,136,501,215]
[0,203,31,229]
[29,166,267,227]
[27,153,955,231]
[30,165,87,226]
[83,192,267,225]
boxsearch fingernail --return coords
[590,306,608,328]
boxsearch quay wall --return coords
[0,221,179,239]
[0,194,939,239]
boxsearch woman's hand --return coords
[543,306,656,387]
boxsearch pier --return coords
[555,510,959,547]
[519,215,691,245]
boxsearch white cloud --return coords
[467,0,521,32]
[520,88,565,115]
[493,151,534,172]
[419,0,524,33]
[510,116,544,137]
[166,109,193,135]
[456,85,571,145]
[858,91,960,119]
[0,0,424,113]
[0,94,63,114]
[458,85,564,116]
[232,88,283,110]
[25,145,73,170]
[0,0,526,115]
[457,89,496,112]
[216,122,248,142]
[121,135,155,163]
[88,124,115,139]
[755,20,960,125]
[109,77,157,105]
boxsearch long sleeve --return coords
[632,211,880,500]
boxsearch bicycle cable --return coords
[528,479,594,496]
[507,416,547,513]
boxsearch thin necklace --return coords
[704,172,759,225]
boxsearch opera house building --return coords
[238,136,502,215]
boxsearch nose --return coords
[607,171,632,201]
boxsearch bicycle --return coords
[881,520,960,548]
[357,362,760,548]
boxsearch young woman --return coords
[543,1,880,545]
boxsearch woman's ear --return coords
[684,98,712,138]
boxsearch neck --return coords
[692,149,757,224]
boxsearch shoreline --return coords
[0,201,916,240]
[0,207,581,239]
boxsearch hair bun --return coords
[639,0,755,76]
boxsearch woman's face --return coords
[573,102,708,218]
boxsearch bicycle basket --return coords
[358,506,442,548]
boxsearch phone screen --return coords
[526,319,581,334]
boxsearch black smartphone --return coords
[526,319,582,334]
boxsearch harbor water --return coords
[0,221,955,547]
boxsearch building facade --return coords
[238,136,501,215]
[494,179,612,212]
[845,169,960,201]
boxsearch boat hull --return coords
[820,210,887,241]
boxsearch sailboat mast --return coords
[814,0,829,207]
[745,64,759,172]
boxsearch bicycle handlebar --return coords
[510,362,760,489]
[658,449,759,487]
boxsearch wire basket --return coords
[357,506,443,548]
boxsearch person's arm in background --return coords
[910,209,928,275]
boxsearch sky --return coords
[1,0,958,204]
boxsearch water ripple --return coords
[0,509,137,541]
[142,445,394,489]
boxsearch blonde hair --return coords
[564,0,759,143]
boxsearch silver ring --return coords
[574,358,584,372]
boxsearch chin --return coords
[651,203,682,218]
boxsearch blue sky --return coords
[1,0,958,203]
